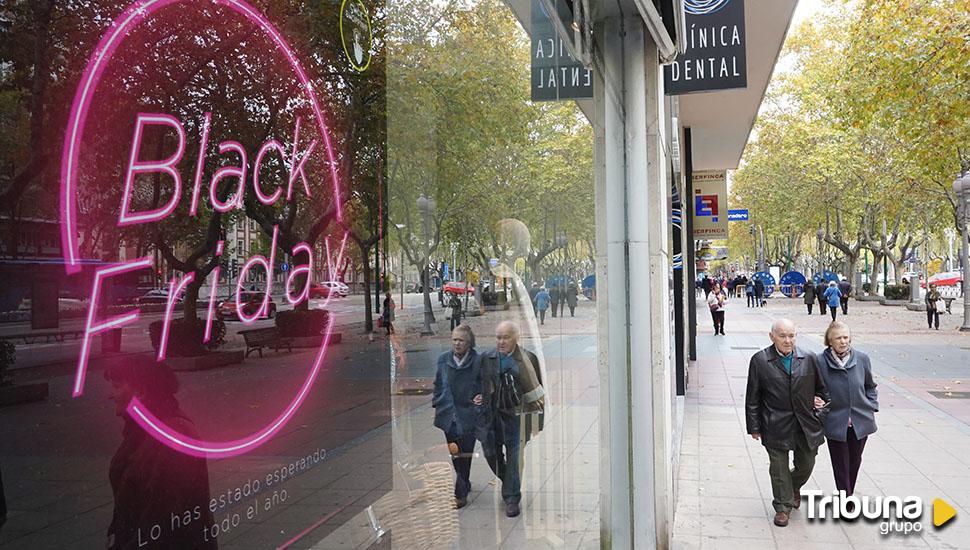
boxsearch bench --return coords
[239,327,292,358]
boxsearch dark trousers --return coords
[840,297,849,315]
[765,430,817,513]
[450,312,462,330]
[539,309,546,324]
[1,464,6,519]
[551,301,558,317]
[927,309,940,329]
[711,310,725,334]
[747,294,755,307]
[818,300,827,315]
[482,413,522,505]
[755,293,763,307]
[445,431,477,498]
[826,425,867,496]
[568,305,575,317]
[829,306,838,321]
[807,303,814,314]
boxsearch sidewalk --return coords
[673,296,970,549]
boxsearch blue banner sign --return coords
[727,209,749,221]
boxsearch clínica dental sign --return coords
[664,0,747,95]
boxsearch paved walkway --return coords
[673,294,970,549]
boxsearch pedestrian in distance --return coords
[432,325,483,509]
[707,283,726,335]
[754,278,766,308]
[549,284,560,318]
[803,280,816,315]
[382,292,395,335]
[746,279,756,308]
[818,321,878,497]
[448,293,463,330]
[566,282,578,317]
[816,279,827,316]
[534,287,551,325]
[745,318,830,527]
[823,281,842,322]
[838,278,852,315]
[528,282,540,317]
[478,321,545,518]
[926,283,942,330]
[702,276,713,299]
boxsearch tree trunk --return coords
[293,246,311,312]
[361,244,373,332]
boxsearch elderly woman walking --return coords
[818,321,878,496]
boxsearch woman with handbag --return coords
[707,283,726,335]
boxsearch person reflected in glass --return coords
[448,293,463,330]
[548,284,560,318]
[479,321,544,518]
[382,291,395,335]
[818,321,877,497]
[566,282,578,317]
[105,358,216,549]
[534,287,550,325]
[432,325,483,509]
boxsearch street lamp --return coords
[953,171,970,331]
[395,223,406,310]
[816,228,825,279]
[944,227,956,271]
[417,194,436,335]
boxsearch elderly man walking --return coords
[479,321,544,517]
[745,318,830,527]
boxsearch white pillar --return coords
[596,14,673,550]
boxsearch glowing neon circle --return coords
[60,0,345,459]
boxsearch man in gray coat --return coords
[745,318,830,527]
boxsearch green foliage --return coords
[275,309,331,337]
[148,318,225,357]
[884,284,910,300]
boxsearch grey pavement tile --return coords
[699,497,771,519]
[698,535,774,549]
[699,514,774,540]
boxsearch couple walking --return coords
[431,321,544,517]
[746,318,878,526]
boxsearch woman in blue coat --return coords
[534,287,551,325]
[818,321,878,496]
[823,281,842,321]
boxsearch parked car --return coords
[218,292,277,320]
[135,289,183,305]
[318,281,349,297]
[308,283,332,299]
[442,281,474,295]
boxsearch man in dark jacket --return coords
[753,278,765,307]
[838,278,852,315]
[479,321,544,518]
[549,285,560,317]
[745,318,830,527]
[802,280,816,314]
[816,279,827,316]
[432,324,482,508]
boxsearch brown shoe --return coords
[773,511,789,527]
[793,489,801,509]
[505,502,521,517]
[455,496,468,509]
[448,442,460,456]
